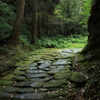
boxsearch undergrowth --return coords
[37,34,87,48]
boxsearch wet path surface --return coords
[0,48,86,100]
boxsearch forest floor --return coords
[0,48,87,100]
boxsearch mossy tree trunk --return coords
[9,0,25,44]
[31,0,37,44]
[82,0,100,59]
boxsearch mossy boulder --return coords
[70,71,86,83]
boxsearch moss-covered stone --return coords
[43,80,68,88]
[2,74,14,81]
[54,70,70,80]
[0,80,13,86]
[70,71,86,83]
[13,70,25,75]
[15,61,33,67]
[0,86,4,93]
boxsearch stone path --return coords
[0,48,86,100]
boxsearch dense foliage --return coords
[0,0,91,45]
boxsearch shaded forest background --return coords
[1,0,100,99]
[0,0,91,46]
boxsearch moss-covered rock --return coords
[2,74,14,81]
[70,71,86,83]
[43,80,68,88]
[0,80,13,86]
[54,70,70,80]
[15,61,33,67]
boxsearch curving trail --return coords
[0,48,86,100]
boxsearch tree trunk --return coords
[9,0,25,44]
[31,0,37,44]
[82,0,100,59]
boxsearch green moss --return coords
[70,71,86,82]
[54,70,70,80]
[15,61,33,67]
[57,91,68,96]
[0,80,13,86]
[13,70,25,75]
[43,80,68,88]
[0,86,4,93]
[2,74,14,81]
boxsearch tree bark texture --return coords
[9,0,25,44]
[82,0,100,59]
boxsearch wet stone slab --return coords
[52,59,71,65]
[26,70,45,74]
[30,77,52,82]
[13,81,44,88]
[0,93,13,99]
[70,48,82,53]
[38,60,52,69]
[3,86,19,93]
[13,93,45,100]
[26,73,49,78]
[43,79,68,88]
[15,76,26,81]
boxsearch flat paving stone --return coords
[62,49,72,53]
[43,80,68,88]
[52,59,71,65]
[14,81,44,88]
[38,60,52,69]
[17,88,34,93]
[30,77,52,82]
[26,70,45,74]
[26,73,49,78]
[13,70,25,75]
[28,66,38,70]
[3,86,19,93]
[13,93,45,100]
[70,48,82,53]
[0,93,13,99]
[15,76,26,81]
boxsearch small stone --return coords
[38,88,48,92]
